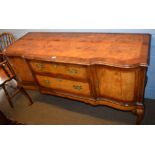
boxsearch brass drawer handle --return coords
[43,79,51,85]
[36,63,44,70]
[68,68,78,74]
[73,85,82,90]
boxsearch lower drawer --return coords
[35,75,91,97]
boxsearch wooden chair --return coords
[0,32,15,52]
[0,53,33,108]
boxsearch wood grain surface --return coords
[6,32,150,67]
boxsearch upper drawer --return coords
[29,60,88,80]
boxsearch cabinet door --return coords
[96,66,139,102]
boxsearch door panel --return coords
[96,66,137,102]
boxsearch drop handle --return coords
[36,63,44,69]
[43,79,51,85]
[73,85,82,90]
[68,68,78,74]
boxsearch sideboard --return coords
[5,32,151,124]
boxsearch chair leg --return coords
[20,87,33,106]
[2,85,14,108]
[2,65,11,78]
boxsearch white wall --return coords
[1,29,155,99]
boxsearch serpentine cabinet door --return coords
[95,65,144,105]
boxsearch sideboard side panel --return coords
[8,57,37,89]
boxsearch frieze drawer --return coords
[29,61,88,80]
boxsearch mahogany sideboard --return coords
[5,32,151,124]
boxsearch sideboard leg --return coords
[135,103,144,125]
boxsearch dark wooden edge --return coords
[6,54,149,68]
[87,65,97,99]
[6,55,149,69]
